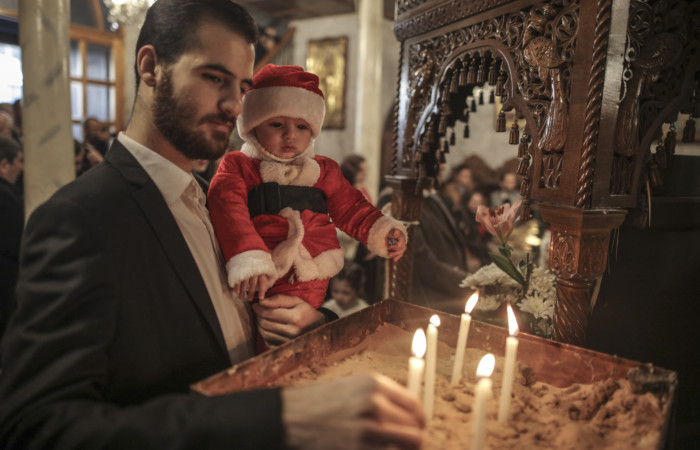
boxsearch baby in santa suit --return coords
[208,64,407,351]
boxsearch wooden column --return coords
[384,175,430,300]
[539,204,626,345]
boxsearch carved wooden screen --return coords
[386,0,699,344]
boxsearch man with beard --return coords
[0,1,424,449]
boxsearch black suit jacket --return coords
[0,141,284,449]
[0,178,24,338]
[409,192,471,315]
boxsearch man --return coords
[83,117,112,155]
[0,1,423,448]
[0,110,15,139]
[410,164,471,315]
[0,136,23,339]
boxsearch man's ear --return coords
[136,45,158,87]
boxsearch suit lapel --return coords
[105,141,228,355]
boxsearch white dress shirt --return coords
[118,133,254,364]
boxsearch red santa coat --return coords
[209,141,405,307]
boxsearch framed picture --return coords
[306,36,348,129]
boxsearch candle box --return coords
[192,299,676,448]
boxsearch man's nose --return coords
[220,91,242,119]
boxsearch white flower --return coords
[475,295,501,312]
[460,263,516,289]
[517,296,555,320]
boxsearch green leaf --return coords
[489,253,526,286]
[498,245,512,259]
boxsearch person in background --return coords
[0,111,16,140]
[340,154,372,203]
[489,170,521,206]
[83,117,112,156]
[410,163,472,315]
[323,260,370,318]
[440,163,476,213]
[208,64,407,352]
[0,1,424,449]
[0,136,24,341]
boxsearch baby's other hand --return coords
[386,228,406,262]
[234,274,269,301]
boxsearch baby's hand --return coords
[386,228,406,262]
[234,274,269,301]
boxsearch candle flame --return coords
[476,353,495,377]
[412,329,427,358]
[465,292,479,314]
[506,303,519,336]
[429,314,441,327]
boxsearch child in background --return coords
[323,261,369,318]
[208,64,406,351]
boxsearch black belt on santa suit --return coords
[247,181,328,218]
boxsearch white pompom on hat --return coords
[237,64,326,140]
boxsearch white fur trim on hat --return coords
[366,216,408,258]
[225,250,278,288]
[237,85,326,140]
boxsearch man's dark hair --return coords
[134,0,258,89]
[0,135,21,164]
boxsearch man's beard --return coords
[152,69,232,160]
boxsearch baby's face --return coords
[254,116,312,159]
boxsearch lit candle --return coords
[498,303,519,422]
[472,353,495,450]
[451,292,479,385]
[407,328,426,398]
[424,315,440,419]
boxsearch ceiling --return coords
[236,0,395,22]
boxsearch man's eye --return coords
[297,124,308,130]
[203,74,222,83]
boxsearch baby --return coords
[208,64,406,350]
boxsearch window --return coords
[0,42,21,103]
[69,27,124,141]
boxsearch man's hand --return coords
[252,295,325,347]
[386,228,407,262]
[234,274,268,301]
[282,373,425,450]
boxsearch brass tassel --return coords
[655,142,666,169]
[439,150,447,164]
[496,71,506,96]
[463,123,470,138]
[517,153,530,176]
[520,176,530,197]
[488,61,497,85]
[665,124,677,154]
[682,117,696,143]
[467,64,477,85]
[477,62,486,85]
[449,130,456,146]
[518,134,529,157]
[489,90,495,104]
[438,113,447,135]
[509,118,520,144]
[649,161,663,186]
[458,60,468,86]
[497,110,506,132]
[449,71,459,94]
[520,201,531,222]
[442,139,449,154]
[471,98,477,112]
[479,90,484,105]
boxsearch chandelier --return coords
[104,0,155,28]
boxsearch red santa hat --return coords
[237,64,326,140]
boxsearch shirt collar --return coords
[117,132,202,206]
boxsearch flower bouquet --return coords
[460,201,555,338]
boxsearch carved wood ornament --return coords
[388,0,700,345]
